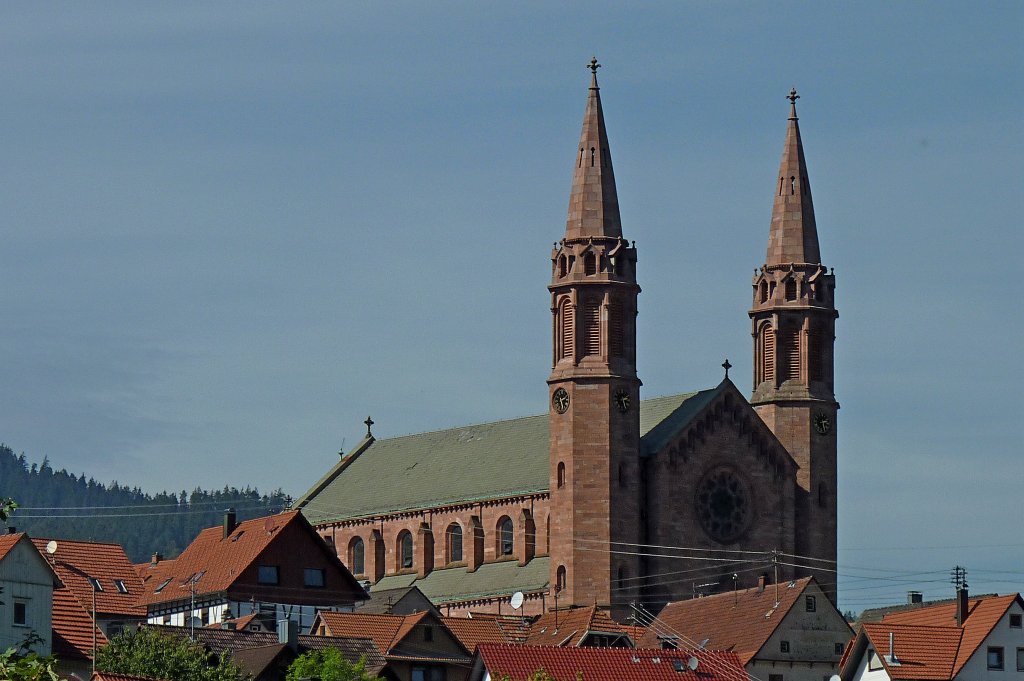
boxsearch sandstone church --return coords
[295,61,839,619]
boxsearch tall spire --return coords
[564,57,621,239]
[765,88,820,265]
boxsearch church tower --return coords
[750,90,838,587]
[548,60,641,613]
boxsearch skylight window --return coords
[114,579,129,594]
[154,578,172,593]
[89,577,103,592]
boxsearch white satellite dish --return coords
[45,540,58,555]
[510,591,524,610]
[829,675,842,681]
[687,656,699,671]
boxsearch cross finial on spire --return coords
[787,88,800,104]
[722,358,732,379]
[588,57,601,75]
[364,416,374,438]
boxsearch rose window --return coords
[695,467,751,543]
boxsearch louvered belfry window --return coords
[609,299,624,357]
[780,326,801,382]
[559,298,574,360]
[808,324,825,382]
[583,299,601,356]
[761,324,775,384]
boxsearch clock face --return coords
[614,389,631,413]
[552,388,570,414]
[813,411,832,435]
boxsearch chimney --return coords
[955,587,969,626]
[6,526,16,534]
[757,575,767,591]
[151,552,162,566]
[277,619,298,651]
[223,508,237,539]
[906,591,923,605]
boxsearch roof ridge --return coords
[373,391,708,442]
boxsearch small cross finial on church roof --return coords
[722,358,732,379]
[588,57,601,75]
[787,88,799,104]
[364,416,374,438]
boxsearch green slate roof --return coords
[296,388,722,525]
[373,556,551,604]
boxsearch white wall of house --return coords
[147,598,351,632]
[0,538,53,655]
[958,600,1024,679]
[849,645,892,681]
[751,581,854,681]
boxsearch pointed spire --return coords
[765,88,821,265]
[564,57,621,239]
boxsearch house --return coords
[443,614,531,653]
[50,586,107,680]
[357,586,441,617]
[32,538,147,640]
[525,605,634,647]
[136,510,367,632]
[839,589,1024,681]
[469,644,749,681]
[0,532,56,656]
[153,623,389,681]
[311,610,473,681]
[296,66,843,620]
[639,576,853,681]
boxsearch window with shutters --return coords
[583,299,601,356]
[559,298,574,361]
[760,324,776,384]
[780,327,800,381]
[609,300,624,357]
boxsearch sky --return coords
[0,2,1020,612]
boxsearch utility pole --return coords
[92,584,97,674]
[772,549,780,606]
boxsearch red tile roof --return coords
[638,576,816,663]
[0,532,23,561]
[526,605,633,646]
[444,616,520,651]
[476,644,749,681]
[32,538,146,618]
[879,593,1021,676]
[857,623,962,680]
[135,511,364,607]
[315,610,430,654]
[51,586,107,661]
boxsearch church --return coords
[294,60,839,619]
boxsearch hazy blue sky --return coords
[1,3,1020,611]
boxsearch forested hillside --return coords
[0,443,291,562]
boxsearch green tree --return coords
[1,497,15,521]
[0,648,60,681]
[286,648,380,681]
[96,627,249,681]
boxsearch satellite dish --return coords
[829,675,842,681]
[510,591,524,610]
[687,656,699,671]
[45,540,58,555]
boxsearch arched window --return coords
[617,566,627,590]
[780,326,800,382]
[558,298,574,361]
[785,279,797,301]
[557,462,565,488]
[583,299,601,356]
[397,531,413,570]
[446,523,463,563]
[790,176,796,195]
[590,147,596,167]
[556,565,567,592]
[546,515,551,555]
[348,537,365,576]
[609,299,624,357]
[584,252,597,276]
[759,324,775,384]
[558,255,568,278]
[578,148,584,168]
[497,516,514,556]
[808,324,825,382]
[818,482,828,508]
[759,280,768,303]
[778,177,784,196]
